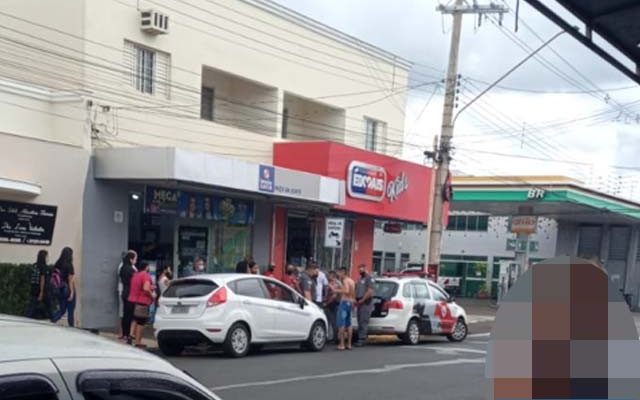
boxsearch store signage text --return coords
[324,217,345,248]
[274,185,302,196]
[386,172,409,202]
[510,215,538,234]
[258,165,275,193]
[145,187,254,225]
[347,161,409,203]
[527,188,545,199]
[0,200,57,245]
[348,161,387,201]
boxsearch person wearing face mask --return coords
[183,257,206,277]
[282,264,299,290]
[354,263,375,347]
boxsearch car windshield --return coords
[162,280,218,298]
[374,281,398,299]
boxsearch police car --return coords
[357,277,468,344]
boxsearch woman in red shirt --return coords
[282,264,299,291]
[127,262,156,347]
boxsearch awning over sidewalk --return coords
[452,177,640,224]
[93,147,345,206]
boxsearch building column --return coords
[486,256,494,297]
[271,206,287,278]
[351,217,374,281]
[600,224,610,264]
[514,206,532,276]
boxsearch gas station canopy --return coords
[452,176,640,224]
[524,0,640,85]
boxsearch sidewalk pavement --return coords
[100,330,158,349]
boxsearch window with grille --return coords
[364,118,385,152]
[124,40,170,98]
[365,118,377,151]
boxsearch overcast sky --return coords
[273,0,640,199]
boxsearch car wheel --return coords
[223,323,251,358]
[158,339,184,357]
[400,319,421,345]
[304,321,327,352]
[447,318,468,342]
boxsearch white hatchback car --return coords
[0,315,221,400]
[154,274,328,357]
[361,277,468,344]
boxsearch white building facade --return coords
[0,0,412,328]
[374,213,558,298]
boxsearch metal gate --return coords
[577,225,602,259]
[607,226,631,292]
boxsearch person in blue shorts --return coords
[335,267,356,351]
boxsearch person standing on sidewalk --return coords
[336,267,355,351]
[51,247,77,327]
[324,270,342,343]
[314,268,328,308]
[25,250,52,320]
[282,264,298,290]
[264,264,276,278]
[183,257,206,278]
[299,264,318,301]
[127,262,156,348]
[235,255,253,274]
[157,265,172,296]
[354,264,375,347]
[119,251,137,341]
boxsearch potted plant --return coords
[477,283,489,299]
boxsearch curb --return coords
[100,331,158,349]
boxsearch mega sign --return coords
[347,161,409,203]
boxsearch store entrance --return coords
[127,192,174,272]
[286,216,313,267]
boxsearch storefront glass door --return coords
[214,224,252,272]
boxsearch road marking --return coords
[466,340,489,345]
[209,358,485,391]
[467,315,495,324]
[403,345,487,355]
[467,332,491,338]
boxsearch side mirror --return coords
[298,296,306,309]
[447,295,455,303]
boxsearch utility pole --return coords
[426,1,507,277]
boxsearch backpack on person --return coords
[50,267,65,297]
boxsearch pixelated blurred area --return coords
[486,256,640,399]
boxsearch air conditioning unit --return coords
[140,10,169,35]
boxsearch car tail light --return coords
[384,299,403,311]
[207,287,227,308]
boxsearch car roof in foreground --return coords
[0,315,163,364]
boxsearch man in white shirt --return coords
[314,269,329,307]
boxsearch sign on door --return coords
[324,218,345,248]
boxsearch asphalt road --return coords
[164,330,491,400]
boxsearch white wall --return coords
[284,93,346,142]
[0,0,409,163]
[374,216,559,269]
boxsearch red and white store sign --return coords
[273,142,433,223]
[347,161,410,203]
